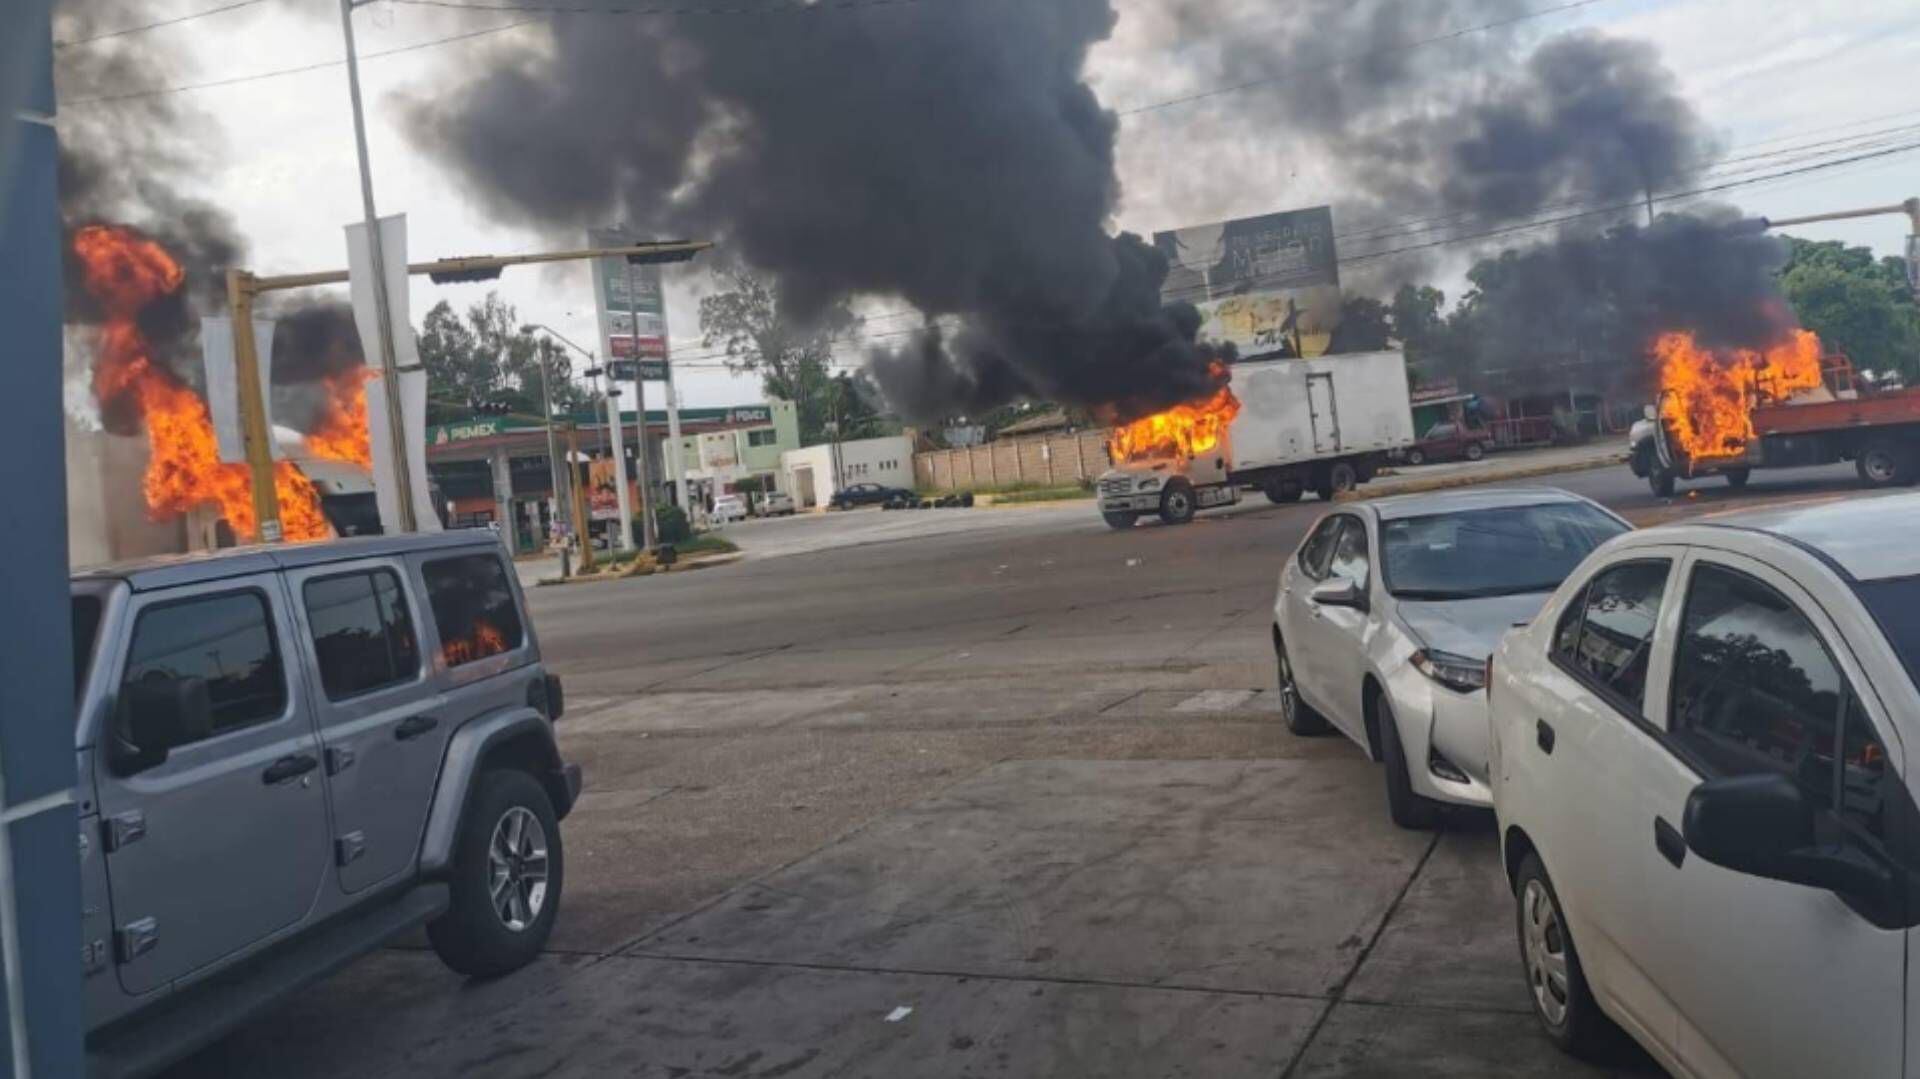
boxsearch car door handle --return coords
[1654,817,1687,868]
[395,715,440,742]
[261,754,319,785]
[1536,720,1555,755]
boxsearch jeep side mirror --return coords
[112,675,212,776]
[1684,773,1901,920]
[1310,577,1369,613]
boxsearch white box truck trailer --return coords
[1096,350,1416,528]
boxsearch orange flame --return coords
[442,619,510,667]
[1653,328,1825,464]
[305,366,375,467]
[72,225,333,542]
[1110,363,1242,462]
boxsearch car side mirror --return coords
[112,675,212,776]
[1684,773,1900,917]
[1310,577,1369,612]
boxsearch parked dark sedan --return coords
[831,482,916,509]
[1403,422,1496,466]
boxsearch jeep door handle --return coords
[1654,816,1687,868]
[262,754,319,785]
[395,715,440,741]
[1536,720,1555,755]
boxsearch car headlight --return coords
[1411,649,1487,693]
[1138,478,1162,492]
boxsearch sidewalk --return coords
[1346,441,1627,501]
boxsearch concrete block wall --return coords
[913,429,1113,492]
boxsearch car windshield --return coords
[1381,502,1628,600]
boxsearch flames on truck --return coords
[1109,363,1242,463]
[1635,321,1920,494]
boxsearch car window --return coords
[122,589,286,741]
[304,570,421,701]
[422,553,526,668]
[1552,560,1669,713]
[1670,563,1894,842]
[1427,423,1455,438]
[1381,502,1627,599]
[1297,516,1343,580]
[1327,518,1370,589]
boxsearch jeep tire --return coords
[429,768,564,979]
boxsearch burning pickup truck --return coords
[1630,329,1920,495]
[1096,350,1415,528]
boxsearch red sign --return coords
[610,335,668,359]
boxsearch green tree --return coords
[698,264,864,443]
[417,293,598,423]
[1778,237,1920,379]
[1330,293,1392,353]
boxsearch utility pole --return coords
[338,0,417,533]
[225,270,283,541]
[624,260,659,549]
[534,341,567,546]
[662,353,688,511]
[565,423,593,573]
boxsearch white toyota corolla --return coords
[1273,488,1629,828]
[1490,495,1920,1077]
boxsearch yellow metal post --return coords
[566,424,593,573]
[226,270,284,543]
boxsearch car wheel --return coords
[1465,442,1486,461]
[1406,448,1426,466]
[1263,479,1303,504]
[1159,480,1196,525]
[1275,632,1328,736]
[428,769,564,979]
[1375,695,1439,830]
[1723,468,1750,489]
[1515,853,1616,1060]
[1102,511,1137,530]
[1647,464,1676,498]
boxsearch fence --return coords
[914,429,1114,492]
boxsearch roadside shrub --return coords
[651,505,692,544]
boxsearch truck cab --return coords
[1097,448,1237,529]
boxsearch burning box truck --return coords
[1096,350,1415,528]
[1629,329,1920,495]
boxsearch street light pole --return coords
[339,0,418,533]
[623,260,659,549]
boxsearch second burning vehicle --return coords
[1097,351,1416,528]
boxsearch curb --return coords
[1332,452,1629,503]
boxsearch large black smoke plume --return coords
[405,0,1783,420]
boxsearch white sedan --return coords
[710,494,749,524]
[1490,495,1920,1077]
[1273,488,1628,828]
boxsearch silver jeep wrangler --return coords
[70,532,581,1077]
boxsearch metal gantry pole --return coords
[624,261,659,549]
[339,0,418,533]
[535,345,568,545]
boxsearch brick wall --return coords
[913,429,1114,492]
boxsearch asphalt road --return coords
[176,457,1875,1078]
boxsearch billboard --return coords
[1153,206,1341,358]
[587,457,624,522]
[589,226,670,363]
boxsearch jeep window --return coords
[423,553,525,667]
[122,590,287,738]
[72,594,102,703]
[305,570,422,700]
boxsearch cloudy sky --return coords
[54,0,1920,408]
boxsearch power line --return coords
[63,18,540,106]
[1116,0,1614,118]
[55,0,273,49]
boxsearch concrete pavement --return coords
[169,455,1874,1078]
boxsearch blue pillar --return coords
[0,4,87,1076]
